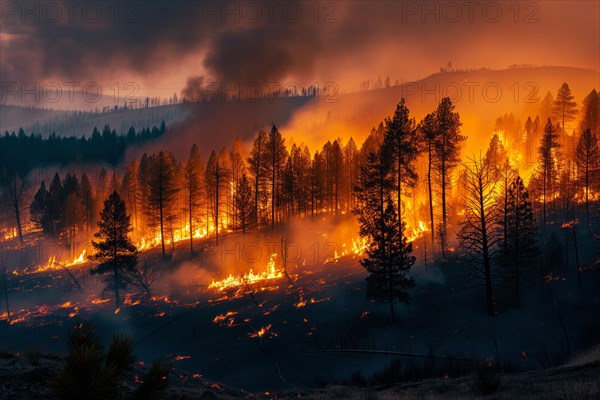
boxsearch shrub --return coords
[471,363,501,395]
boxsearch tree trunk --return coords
[427,140,435,248]
[272,163,276,230]
[159,197,166,258]
[479,176,494,316]
[114,265,120,310]
[189,190,194,256]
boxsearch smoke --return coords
[2,1,597,102]
[203,26,320,85]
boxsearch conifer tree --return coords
[235,173,254,233]
[354,151,415,321]
[89,191,138,310]
[498,176,539,306]
[552,82,578,131]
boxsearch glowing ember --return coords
[249,324,276,338]
[209,254,283,291]
[213,311,238,324]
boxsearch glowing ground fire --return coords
[208,254,283,291]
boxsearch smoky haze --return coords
[1,1,598,100]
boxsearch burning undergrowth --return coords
[0,216,380,329]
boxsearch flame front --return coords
[208,254,283,291]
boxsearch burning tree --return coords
[182,144,205,255]
[534,119,561,225]
[145,151,179,258]
[248,129,268,228]
[265,125,288,229]
[89,191,138,310]
[354,151,415,322]
[205,149,231,245]
[458,156,499,316]
[575,129,600,225]
[3,172,27,243]
[235,173,255,233]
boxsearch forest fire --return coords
[209,254,283,292]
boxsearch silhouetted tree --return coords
[248,130,268,227]
[552,82,578,131]
[433,97,465,259]
[80,173,95,232]
[484,133,508,181]
[354,151,415,321]
[5,172,27,243]
[235,173,254,233]
[420,113,437,248]
[265,125,288,228]
[498,176,539,306]
[48,173,65,236]
[182,144,204,255]
[575,129,600,225]
[205,149,231,245]
[381,98,420,231]
[535,119,561,225]
[89,191,138,310]
[579,89,600,135]
[146,151,179,258]
[458,156,499,316]
[30,181,50,233]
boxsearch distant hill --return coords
[0,103,188,137]
[282,66,600,155]
[3,66,598,160]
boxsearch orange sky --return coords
[1,1,598,101]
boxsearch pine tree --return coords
[579,89,600,135]
[205,149,231,245]
[539,92,554,124]
[524,116,534,165]
[30,181,50,233]
[420,113,437,248]
[230,138,246,229]
[89,191,138,310]
[498,176,539,306]
[381,98,420,230]
[265,125,288,229]
[248,130,268,227]
[433,97,465,259]
[80,173,95,233]
[182,144,204,255]
[48,173,65,237]
[343,138,359,211]
[483,133,508,181]
[552,83,578,131]
[575,129,600,225]
[330,139,344,215]
[235,173,254,233]
[354,151,415,321]
[536,119,561,225]
[146,151,179,258]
